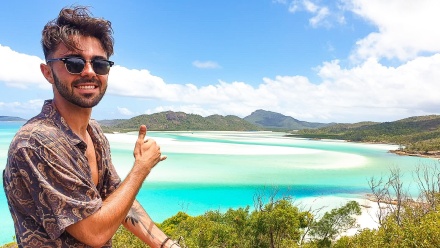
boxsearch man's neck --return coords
[52,98,92,140]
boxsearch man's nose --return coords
[81,60,96,76]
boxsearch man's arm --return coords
[124,200,179,248]
[65,125,168,247]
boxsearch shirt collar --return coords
[41,99,85,148]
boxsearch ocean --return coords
[0,121,435,245]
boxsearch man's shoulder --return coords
[20,115,59,134]
[89,119,106,136]
[11,116,62,148]
[89,119,100,128]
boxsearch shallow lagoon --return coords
[0,123,435,245]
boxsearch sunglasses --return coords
[46,57,114,75]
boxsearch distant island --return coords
[0,116,26,121]
[243,109,333,130]
[98,110,440,159]
[293,115,440,158]
[98,109,332,133]
[99,111,262,132]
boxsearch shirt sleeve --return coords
[10,145,103,240]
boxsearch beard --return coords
[52,72,107,108]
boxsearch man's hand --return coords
[66,125,168,247]
[133,125,167,174]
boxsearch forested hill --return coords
[99,111,262,132]
[0,116,26,121]
[244,109,332,130]
[98,110,440,154]
[296,115,440,154]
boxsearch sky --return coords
[1,0,440,123]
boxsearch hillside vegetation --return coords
[295,115,440,155]
[244,109,332,130]
[112,194,362,248]
[100,111,262,132]
[0,116,26,121]
[98,110,440,155]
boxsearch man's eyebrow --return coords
[62,54,108,60]
[93,55,108,60]
[62,53,82,58]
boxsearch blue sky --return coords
[1,0,439,123]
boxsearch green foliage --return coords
[113,226,148,247]
[244,109,331,130]
[153,195,365,248]
[297,115,440,153]
[334,166,440,248]
[0,243,18,248]
[156,197,310,248]
[248,198,303,248]
[159,209,244,248]
[159,211,191,235]
[99,111,262,132]
[309,201,361,244]
[0,235,17,248]
[333,207,440,248]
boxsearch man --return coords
[2,6,180,248]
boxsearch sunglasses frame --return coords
[46,57,114,75]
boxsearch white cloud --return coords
[107,66,183,101]
[0,44,49,89]
[282,0,343,28]
[2,46,440,122]
[309,6,330,27]
[106,53,440,122]
[0,99,44,117]
[192,60,221,69]
[303,0,319,12]
[279,0,440,61]
[108,66,275,108]
[273,0,288,4]
[144,105,219,117]
[117,107,134,116]
[345,0,440,62]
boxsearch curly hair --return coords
[41,6,114,59]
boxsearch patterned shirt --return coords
[3,100,121,247]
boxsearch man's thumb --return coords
[138,125,147,141]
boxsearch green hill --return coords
[243,109,332,130]
[99,111,262,132]
[296,115,440,155]
[98,110,440,156]
[0,116,26,121]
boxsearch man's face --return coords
[48,36,109,108]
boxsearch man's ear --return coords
[40,63,54,84]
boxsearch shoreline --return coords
[306,136,440,160]
[389,149,440,159]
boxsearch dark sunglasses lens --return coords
[92,60,111,75]
[65,58,85,74]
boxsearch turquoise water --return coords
[0,123,436,245]
[1,122,25,245]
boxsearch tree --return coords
[309,201,361,246]
[334,163,440,247]
[249,189,307,248]
[368,167,411,226]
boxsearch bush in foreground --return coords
[113,196,360,248]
